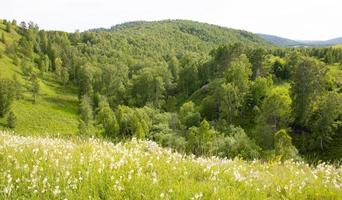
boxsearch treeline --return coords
[0,19,341,161]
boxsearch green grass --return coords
[0,71,79,135]
[0,132,341,199]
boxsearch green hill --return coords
[0,18,341,162]
[0,19,273,135]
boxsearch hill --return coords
[258,33,301,47]
[298,37,342,46]
[0,131,341,199]
[91,20,274,51]
[259,33,342,47]
[0,18,341,163]
[0,19,273,135]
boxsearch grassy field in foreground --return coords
[0,132,341,199]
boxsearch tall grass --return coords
[0,131,341,199]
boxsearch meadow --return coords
[0,131,341,199]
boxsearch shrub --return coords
[274,129,300,161]
[220,126,261,159]
[7,111,16,129]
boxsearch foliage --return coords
[96,96,119,137]
[255,87,292,149]
[187,119,216,155]
[0,79,15,117]
[179,101,201,128]
[29,74,40,103]
[0,18,341,160]
[116,105,151,139]
[291,56,326,126]
[274,129,300,161]
[6,111,16,129]
[308,92,342,150]
[220,126,261,159]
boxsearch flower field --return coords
[0,131,341,199]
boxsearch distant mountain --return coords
[258,34,300,47]
[258,34,342,47]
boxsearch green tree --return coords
[6,23,12,33]
[248,48,265,80]
[116,105,151,139]
[7,111,16,129]
[0,79,15,117]
[167,55,180,82]
[38,54,50,73]
[218,83,240,124]
[309,92,342,150]
[178,62,199,97]
[54,57,63,77]
[219,54,252,124]
[209,43,244,77]
[179,101,201,128]
[131,67,165,107]
[272,58,290,80]
[1,33,6,44]
[291,57,326,126]
[79,95,93,124]
[21,61,33,77]
[18,38,33,59]
[78,64,93,98]
[29,74,40,103]
[220,126,261,159]
[274,129,300,161]
[96,97,119,137]
[13,74,23,100]
[241,77,273,127]
[225,54,252,95]
[187,119,216,155]
[61,67,69,86]
[256,87,292,149]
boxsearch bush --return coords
[7,111,16,129]
[0,79,15,117]
[274,129,300,161]
[179,101,201,128]
[220,126,261,159]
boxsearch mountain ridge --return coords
[259,33,342,47]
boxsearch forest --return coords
[0,18,341,163]
[0,17,341,199]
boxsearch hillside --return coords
[258,34,300,47]
[0,18,341,163]
[80,20,274,67]
[259,33,342,47]
[91,20,274,51]
[0,131,341,199]
[0,19,273,135]
[0,20,79,135]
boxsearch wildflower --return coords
[53,186,61,196]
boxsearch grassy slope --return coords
[0,23,79,136]
[0,132,341,199]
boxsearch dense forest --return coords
[0,18,341,162]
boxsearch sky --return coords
[1,0,341,40]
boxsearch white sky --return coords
[1,0,341,40]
